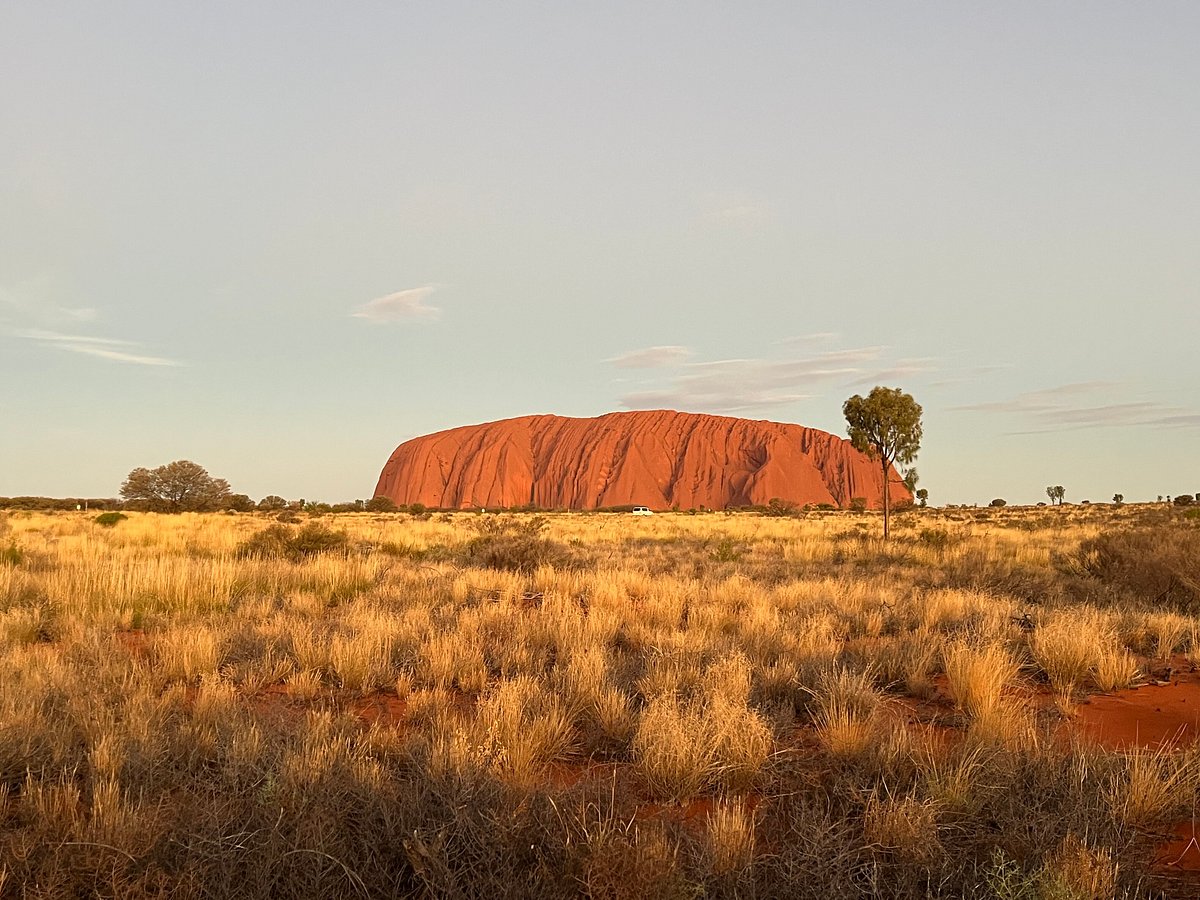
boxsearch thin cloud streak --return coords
[352,285,440,323]
[697,191,770,226]
[54,344,181,366]
[953,381,1198,431]
[606,345,692,368]
[951,382,1117,414]
[16,329,136,346]
[0,283,96,326]
[773,332,840,346]
[849,357,940,386]
[617,346,893,414]
[14,329,182,366]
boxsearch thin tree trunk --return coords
[882,457,890,540]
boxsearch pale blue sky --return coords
[2,2,1198,505]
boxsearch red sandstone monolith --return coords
[373,410,911,510]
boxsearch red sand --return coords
[1155,820,1200,874]
[1075,660,1200,750]
[351,693,408,726]
[636,793,762,824]
[374,410,909,511]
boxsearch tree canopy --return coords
[120,460,233,512]
[843,386,923,539]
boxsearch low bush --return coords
[236,523,349,562]
[917,528,956,550]
[94,511,128,527]
[763,498,802,517]
[460,516,575,572]
[0,544,22,566]
[1076,527,1200,612]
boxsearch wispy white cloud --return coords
[773,332,840,346]
[352,285,440,323]
[849,357,940,386]
[952,381,1198,431]
[929,363,1013,388]
[15,329,134,346]
[3,279,182,367]
[952,381,1116,414]
[605,345,692,369]
[697,191,770,227]
[0,281,96,326]
[55,345,180,366]
[14,328,181,366]
[618,346,890,413]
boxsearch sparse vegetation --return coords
[0,504,1196,897]
[120,459,234,512]
[843,385,923,540]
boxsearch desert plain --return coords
[1,503,1198,898]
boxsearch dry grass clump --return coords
[471,676,578,781]
[704,798,758,874]
[152,624,224,683]
[633,694,718,799]
[863,790,943,866]
[1108,746,1196,826]
[810,667,884,757]
[943,641,1019,722]
[1091,645,1140,693]
[1038,833,1119,900]
[1030,615,1101,694]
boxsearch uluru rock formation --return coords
[373,410,910,511]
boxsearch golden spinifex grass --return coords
[0,503,1197,898]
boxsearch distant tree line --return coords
[0,497,123,511]
[6,454,1192,515]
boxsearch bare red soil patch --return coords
[544,759,624,790]
[636,793,762,825]
[351,693,408,726]
[1154,820,1200,874]
[113,628,148,657]
[1074,659,1200,750]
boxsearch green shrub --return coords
[917,528,955,550]
[94,512,128,527]
[764,498,802,518]
[289,522,350,557]
[460,516,573,572]
[849,497,868,513]
[1076,527,1200,612]
[989,498,1007,508]
[236,523,349,562]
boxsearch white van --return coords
[631,506,653,516]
